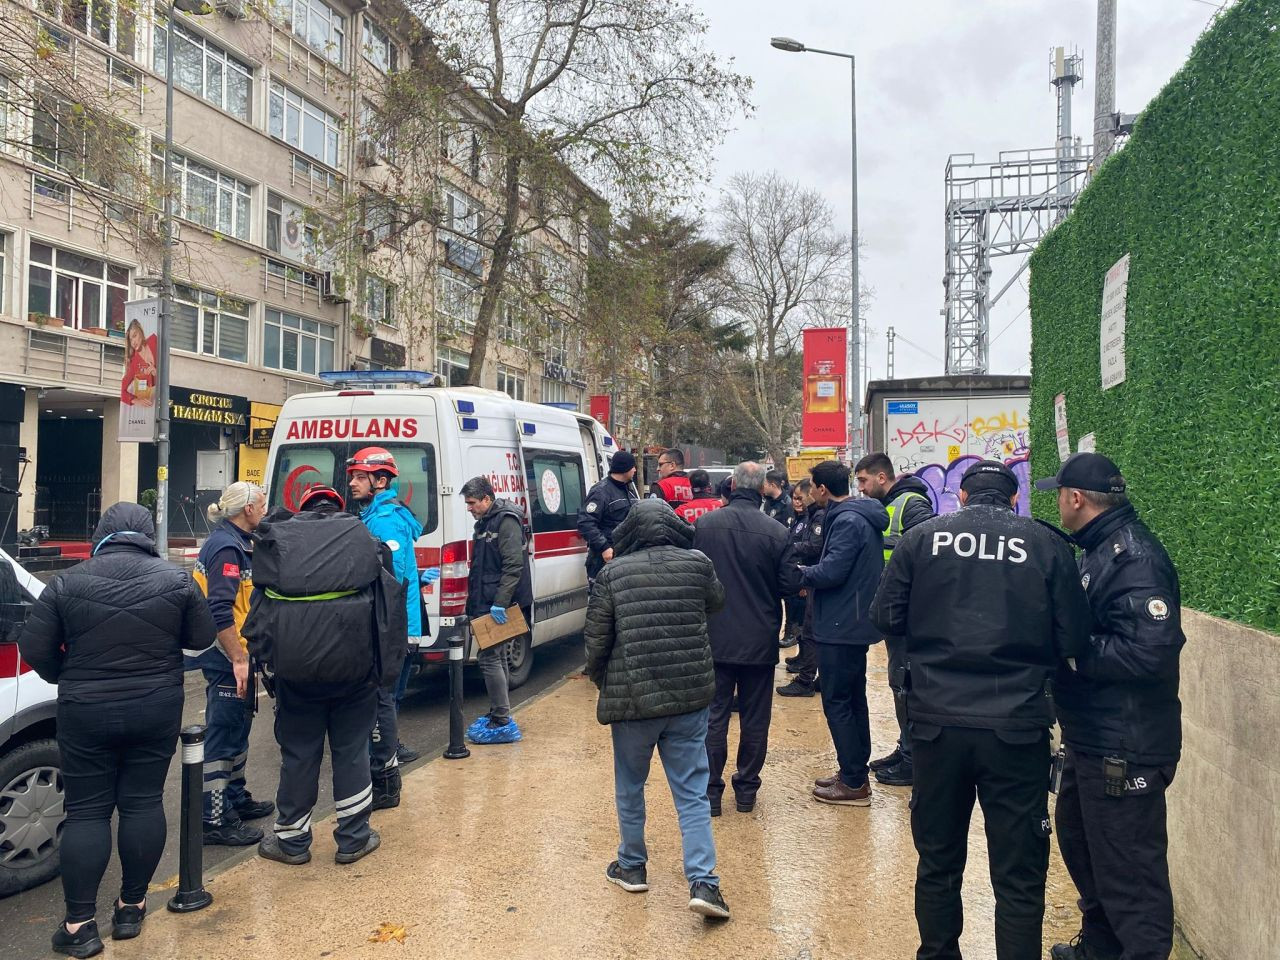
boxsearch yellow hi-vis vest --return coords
[883,491,930,561]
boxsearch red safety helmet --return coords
[346,446,399,477]
[299,485,345,512]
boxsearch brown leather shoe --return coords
[814,772,841,789]
[813,780,872,806]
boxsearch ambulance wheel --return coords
[506,632,533,690]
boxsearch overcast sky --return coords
[696,0,1225,384]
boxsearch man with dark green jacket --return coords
[584,500,731,921]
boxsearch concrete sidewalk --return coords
[114,648,1082,960]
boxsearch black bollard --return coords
[167,724,214,913]
[443,634,470,760]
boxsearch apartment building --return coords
[0,0,596,542]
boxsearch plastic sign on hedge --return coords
[802,327,848,448]
[1101,254,1129,390]
[119,298,161,443]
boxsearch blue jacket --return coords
[361,488,424,637]
[801,497,889,645]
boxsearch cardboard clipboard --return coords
[470,605,529,650]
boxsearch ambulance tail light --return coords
[439,539,470,617]
[0,640,31,679]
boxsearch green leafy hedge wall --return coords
[1029,0,1280,633]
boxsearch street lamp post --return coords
[770,37,862,461]
[154,0,178,556]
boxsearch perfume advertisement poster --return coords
[119,298,161,443]
[801,327,848,447]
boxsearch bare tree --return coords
[718,171,854,465]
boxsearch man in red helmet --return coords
[347,447,426,809]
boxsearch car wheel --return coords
[506,632,534,690]
[0,738,64,897]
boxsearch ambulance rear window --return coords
[268,442,438,533]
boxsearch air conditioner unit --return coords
[356,140,381,167]
[215,0,246,18]
[320,271,350,304]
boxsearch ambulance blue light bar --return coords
[603,436,614,447]
[460,417,479,431]
[456,400,475,414]
[318,370,444,388]
[521,422,536,435]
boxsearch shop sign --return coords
[248,401,282,449]
[170,387,248,428]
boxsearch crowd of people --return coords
[14,440,1185,960]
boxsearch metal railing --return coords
[22,324,126,388]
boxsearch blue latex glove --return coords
[489,605,508,625]
[420,567,441,584]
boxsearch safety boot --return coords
[1050,933,1121,960]
[371,769,402,810]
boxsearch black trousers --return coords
[911,726,1051,960]
[817,643,871,788]
[885,635,912,763]
[56,686,184,922]
[705,663,775,804]
[793,630,818,684]
[1055,748,1175,960]
[274,678,380,855]
[783,596,806,638]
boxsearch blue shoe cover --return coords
[467,717,523,745]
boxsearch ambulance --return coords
[263,371,618,688]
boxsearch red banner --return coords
[801,327,848,448]
[589,394,612,430]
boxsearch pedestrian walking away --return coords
[244,485,406,868]
[647,447,693,506]
[854,451,936,788]
[577,450,640,583]
[692,461,803,815]
[19,502,219,958]
[872,460,1092,960]
[799,460,888,807]
[456,475,533,745]
[778,479,824,697]
[348,447,424,810]
[1036,453,1187,960]
[674,469,723,524]
[189,481,274,846]
[583,499,731,921]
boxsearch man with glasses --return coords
[649,448,693,507]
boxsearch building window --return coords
[364,274,394,326]
[266,191,319,261]
[264,308,335,374]
[362,19,397,73]
[0,234,6,313]
[361,193,402,250]
[497,365,526,401]
[499,299,526,347]
[292,155,341,196]
[437,347,469,387]
[154,20,252,121]
[39,0,135,56]
[271,0,344,66]
[443,184,479,240]
[170,284,250,363]
[269,81,342,168]
[153,147,252,241]
[540,378,573,406]
[31,90,136,190]
[359,100,395,165]
[27,241,128,330]
[266,257,321,291]
[436,268,476,332]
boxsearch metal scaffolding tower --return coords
[942,49,1088,374]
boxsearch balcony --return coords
[22,325,126,390]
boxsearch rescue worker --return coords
[778,479,823,697]
[760,469,795,528]
[647,448,692,505]
[459,475,532,745]
[854,451,936,788]
[577,450,640,582]
[191,481,274,846]
[674,469,723,524]
[1036,453,1186,960]
[247,486,388,867]
[347,446,423,810]
[871,460,1091,960]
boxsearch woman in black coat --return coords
[19,502,217,958]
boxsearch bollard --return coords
[443,634,470,760]
[167,724,214,913]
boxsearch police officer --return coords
[760,469,795,528]
[854,451,936,787]
[674,470,723,524]
[778,478,824,696]
[347,446,425,810]
[871,460,1091,960]
[577,451,640,581]
[247,486,384,866]
[1035,453,1186,960]
[191,481,274,846]
[648,448,692,505]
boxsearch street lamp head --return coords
[770,37,806,53]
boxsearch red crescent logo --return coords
[283,464,322,511]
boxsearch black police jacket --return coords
[789,503,826,565]
[871,493,1092,731]
[763,493,795,528]
[577,476,639,576]
[466,499,533,618]
[1054,504,1185,766]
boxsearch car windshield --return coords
[268,442,439,533]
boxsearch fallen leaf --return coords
[368,923,409,945]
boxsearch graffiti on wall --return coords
[885,397,1029,475]
[912,454,1031,517]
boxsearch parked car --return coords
[0,549,60,897]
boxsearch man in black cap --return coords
[578,451,640,582]
[1035,453,1186,960]
[871,459,1091,960]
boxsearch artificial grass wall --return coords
[1028,0,1280,632]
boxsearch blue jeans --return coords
[610,707,718,886]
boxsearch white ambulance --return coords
[263,371,619,688]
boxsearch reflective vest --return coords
[883,491,930,561]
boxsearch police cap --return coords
[960,460,1019,497]
[1034,452,1126,494]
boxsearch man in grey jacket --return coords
[584,500,731,921]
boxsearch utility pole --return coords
[1094,0,1117,164]
[886,326,896,379]
[153,0,177,556]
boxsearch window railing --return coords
[35,17,146,111]
[23,325,126,388]
[270,22,346,95]
[25,170,144,242]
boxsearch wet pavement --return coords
[73,645,1088,960]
